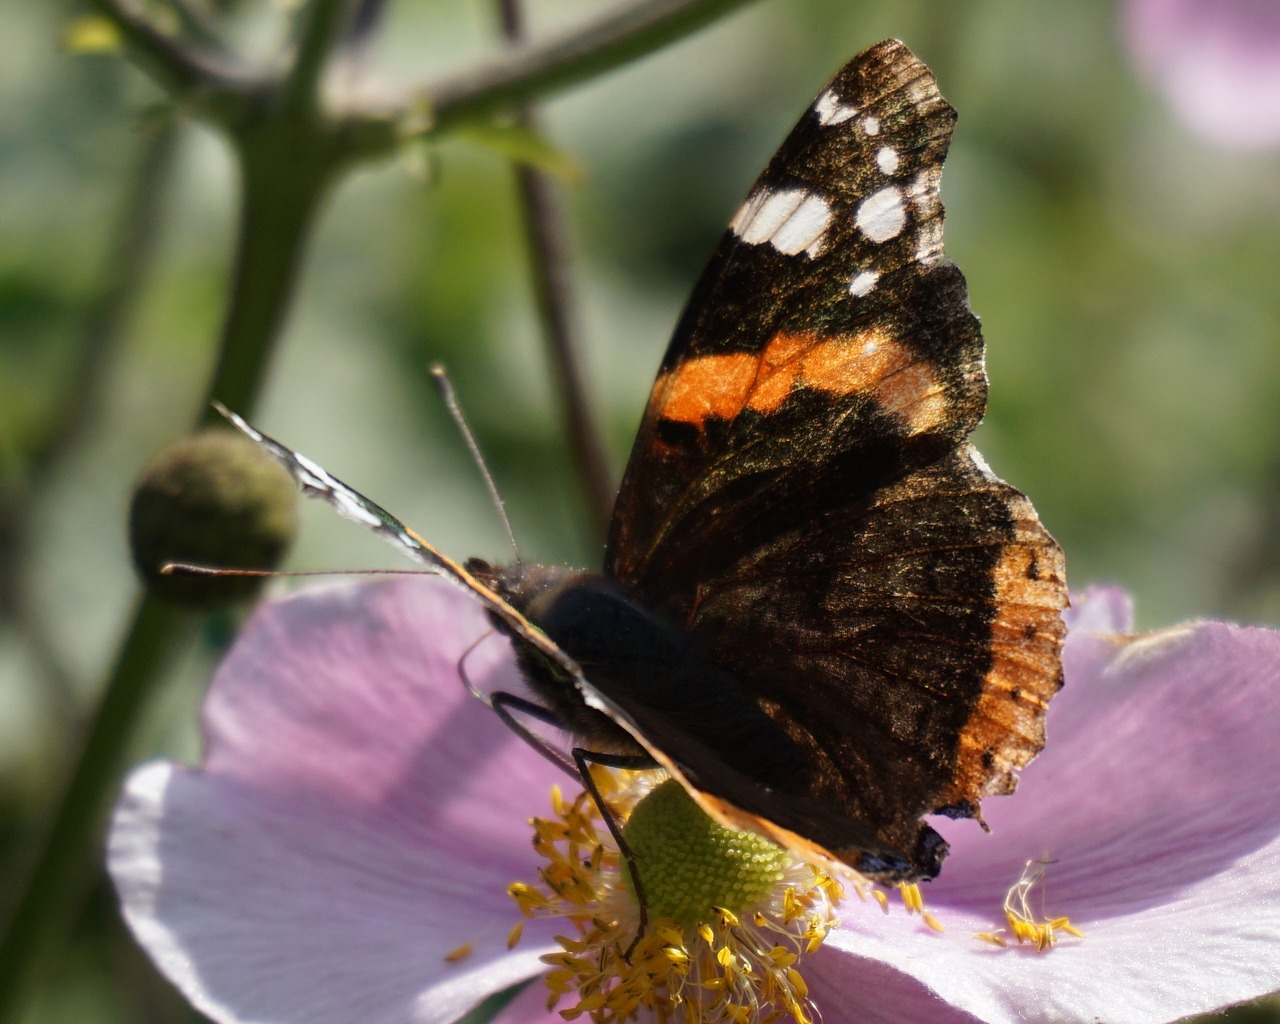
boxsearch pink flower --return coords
[109,577,1280,1024]
[1124,0,1280,148]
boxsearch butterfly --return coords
[221,38,1067,885]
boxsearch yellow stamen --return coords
[980,857,1083,953]
[443,941,473,963]
[508,771,847,1023]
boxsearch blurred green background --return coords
[3,0,1279,1021]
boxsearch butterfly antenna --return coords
[161,563,437,579]
[430,364,521,562]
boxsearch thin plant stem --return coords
[427,0,759,134]
[89,0,761,159]
[0,596,196,1023]
[0,23,340,1019]
[0,120,180,727]
[86,0,252,99]
[43,122,181,470]
[198,138,336,420]
[495,0,615,540]
[281,0,353,117]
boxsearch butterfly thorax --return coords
[467,558,811,790]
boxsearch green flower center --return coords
[622,779,790,924]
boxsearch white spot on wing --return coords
[876,146,900,175]
[770,192,833,256]
[729,191,769,236]
[863,115,881,136]
[814,89,858,126]
[905,166,944,264]
[292,452,382,527]
[848,270,880,297]
[731,187,831,257]
[854,186,906,243]
[733,188,806,245]
[915,222,944,266]
[907,168,941,214]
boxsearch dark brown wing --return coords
[608,40,985,585]
[602,41,1067,877]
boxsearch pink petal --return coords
[488,951,987,1024]
[1063,585,1132,634]
[110,578,565,1024]
[1125,0,1280,148]
[828,600,1280,1023]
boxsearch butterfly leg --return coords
[485,690,580,777]
[573,747,654,959]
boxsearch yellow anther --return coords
[443,941,473,963]
[975,931,1008,947]
[768,946,798,968]
[787,967,809,998]
[922,911,945,933]
[715,906,741,928]
[506,921,524,949]
[897,882,925,914]
[657,924,686,946]
[872,889,890,913]
[544,967,575,990]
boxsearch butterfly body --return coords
[221,39,1067,888]
[471,557,936,879]
[472,561,811,780]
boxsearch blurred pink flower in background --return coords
[108,578,1280,1024]
[1124,0,1280,147]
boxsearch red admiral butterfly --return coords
[221,39,1067,885]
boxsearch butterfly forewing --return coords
[608,40,985,586]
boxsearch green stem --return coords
[0,595,195,1023]
[87,0,251,100]
[0,51,340,1024]
[281,0,352,117]
[200,126,336,420]
[427,0,759,133]
[495,0,615,539]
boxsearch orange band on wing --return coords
[941,498,1067,809]
[653,329,948,434]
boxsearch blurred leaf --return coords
[62,15,123,55]
[454,122,584,184]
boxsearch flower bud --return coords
[129,427,297,607]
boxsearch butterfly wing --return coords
[214,405,596,695]
[603,41,1067,877]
